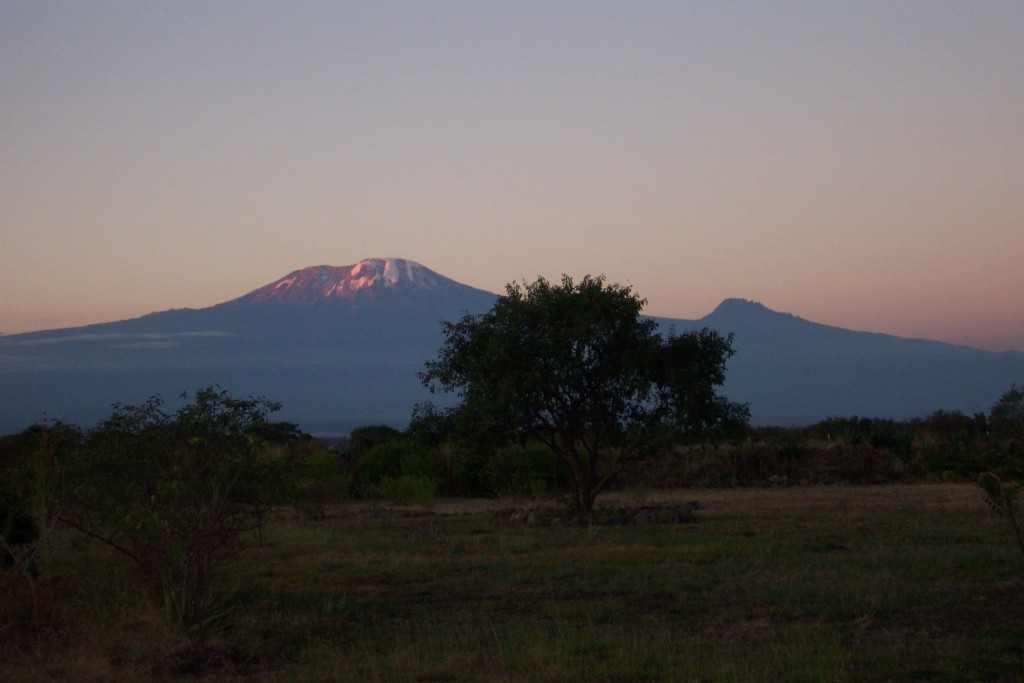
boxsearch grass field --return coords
[4,483,1024,682]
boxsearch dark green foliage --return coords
[290,447,352,519]
[345,425,402,460]
[622,413,966,490]
[0,432,40,571]
[406,403,536,497]
[977,471,1024,558]
[919,409,986,444]
[924,386,1024,564]
[0,423,79,643]
[378,474,438,503]
[352,438,444,501]
[405,402,456,449]
[406,405,569,497]
[355,440,442,499]
[357,441,415,484]
[990,385,1024,439]
[804,416,913,454]
[924,390,1023,485]
[416,442,485,498]
[57,387,288,639]
[0,424,80,578]
[249,420,304,445]
[478,442,567,498]
[421,274,748,513]
[867,419,915,455]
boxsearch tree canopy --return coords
[990,385,1024,440]
[420,274,748,514]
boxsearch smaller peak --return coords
[712,298,773,315]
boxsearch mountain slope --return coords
[661,299,1024,423]
[1,265,1022,433]
[0,258,498,433]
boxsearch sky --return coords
[2,1,1023,351]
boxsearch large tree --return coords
[420,275,748,514]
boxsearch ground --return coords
[4,483,1023,682]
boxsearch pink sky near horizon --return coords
[2,2,1023,352]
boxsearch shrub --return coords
[355,441,441,495]
[927,387,1024,564]
[478,442,566,498]
[57,387,287,641]
[291,450,352,519]
[990,386,1024,440]
[378,474,438,504]
[345,425,402,460]
[977,471,1024,558]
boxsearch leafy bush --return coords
[925,387,1024,564]
[0,422,81,643]
[977,471,1024,557]
[356,441,409,485]
[355,440,441,495]
[344,425,402,460]
[56,387,288,640]
[990,386,1024,440]
[478,442,566,498]
[291,450,352,519]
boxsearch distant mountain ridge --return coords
[663,298,1024,424]
[1,259,1022,434]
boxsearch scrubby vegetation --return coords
[3,380,1024,680]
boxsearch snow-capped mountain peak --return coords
[228,257,462,305]
[349,257,423,290]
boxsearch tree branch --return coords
[56,514,145,568]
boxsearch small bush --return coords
[478,442,565,498]
[356,442,413,486]
[356,441,442,497]
[291,451,352,519]
[57,388,287,641]
[990,386,1024,439]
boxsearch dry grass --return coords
[320,481,986,517]
[3,483,1022,682]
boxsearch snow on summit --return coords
[350,257,416,289]
[231,258,456,305]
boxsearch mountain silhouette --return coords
[663,298,1024,424]
[1,261,1021,434]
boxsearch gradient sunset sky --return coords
[3,2,1023,351]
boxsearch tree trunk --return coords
[561,447,601,517]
